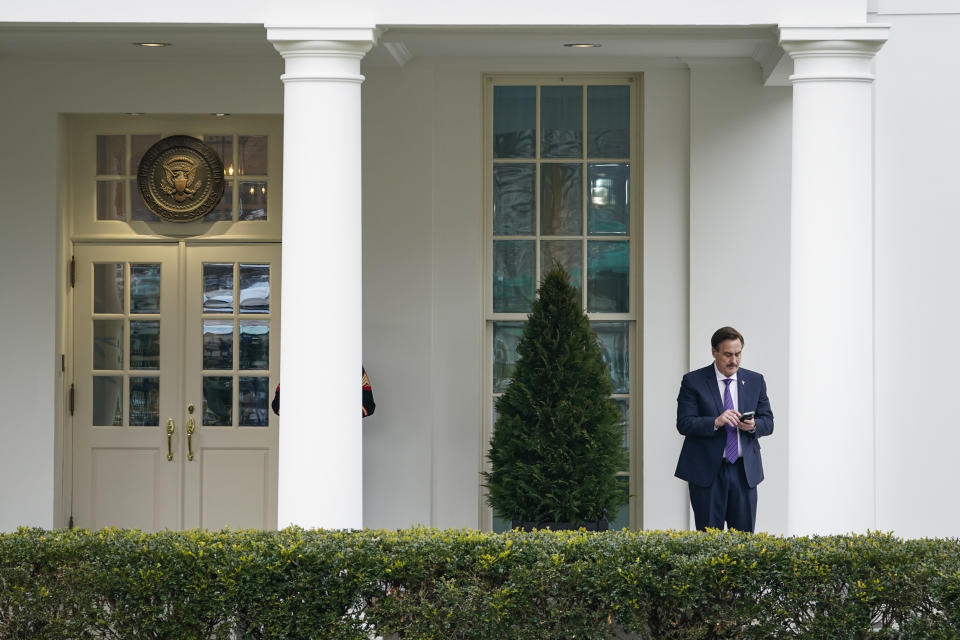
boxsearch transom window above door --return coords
[95,133,271,223]
[68,115,282,240]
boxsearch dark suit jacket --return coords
[674,365,774,488]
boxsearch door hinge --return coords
[70,256,76,288]
[69,384,75,416]
[61,354,65,373]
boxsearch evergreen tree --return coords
[484,265,628,525]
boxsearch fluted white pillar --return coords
[780,26,888,535]
[268,26,378,529]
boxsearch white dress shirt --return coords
[715,365,742,458]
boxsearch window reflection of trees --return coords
[240,323,269,370]
[493,323,524,393]
[93,376,123,426]
[203,377,232,426]
[493,241,535,313]
[130,377,160,426]
[592,322,629,395]
[493,164,535,235]
[130,264,161,313]
[203,323,233,370]
[541,163,582,235]
[239,377,268,426]
[130,321,160,369]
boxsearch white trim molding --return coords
[265,25,382,44]
[779,25,892,43]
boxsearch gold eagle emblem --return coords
[137,135,225,222]
[160,155,201,202]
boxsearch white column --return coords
[268,26,378,529]
[780,26,888,535]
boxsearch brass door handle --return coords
[186,417,196,461]
[166,419,175,461]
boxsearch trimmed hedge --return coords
[1,527,959,639]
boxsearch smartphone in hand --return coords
[739,411,756,422]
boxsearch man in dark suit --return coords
[675,326,774,532]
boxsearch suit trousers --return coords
[688,458,757,532]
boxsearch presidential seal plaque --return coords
[137,135,225,222]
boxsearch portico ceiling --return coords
[374,24,778,63]
[0,24,277,60]
[0,22,788,81]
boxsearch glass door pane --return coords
[72,244,181,531]
[183,244,280,530]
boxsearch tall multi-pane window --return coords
[484,75,641,531]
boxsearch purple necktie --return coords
[723,378,738,463]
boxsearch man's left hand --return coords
[738,418,756,432]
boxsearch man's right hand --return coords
[714,410,740,429]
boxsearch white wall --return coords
[872,10,960,537]
[360,65,436,528]
[361,64,487,530]
[360,66,427,526]
[0,62,59,530]
[641,67,693,530]
[361,64,488,529]
[0,55,282,531]
[427,68,487,528]
[688,61,792,534]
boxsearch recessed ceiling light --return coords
[126,112,145,116]
[564,43,601,48]
[133,42,171,47]
[211,113,230,117]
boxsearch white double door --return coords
[72,242,280,531]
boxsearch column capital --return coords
[267,26,381,84]
[779,24,890,46]
[779,25,890,83]
[266,25,381,48]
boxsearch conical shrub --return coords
[484,265,628,525]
